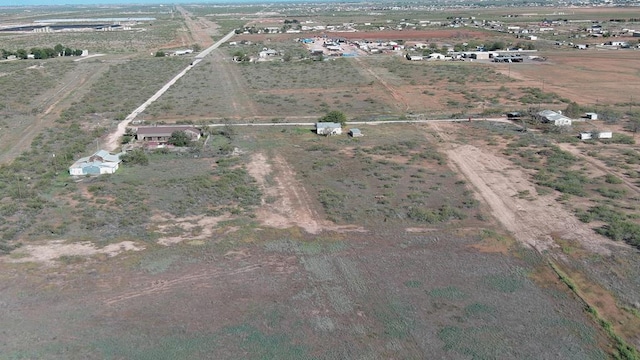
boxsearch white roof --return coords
[538,110,572,124]
[316,122,341,129]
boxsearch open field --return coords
[1,126,613,359]
[1,4,640,359]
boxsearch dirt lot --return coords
[502,50,640,106]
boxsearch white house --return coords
[69,150,123,176]
[259,49,278,58]
[173,49,193,56]
[316,122,342,136]
[537,110,572,126]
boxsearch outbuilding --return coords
[584,112,598,120]
[349,128,363,137]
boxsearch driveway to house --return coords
[104,30,237,151]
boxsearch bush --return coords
[319,110,347,127]
[168,131,192,147]
[407,204,466,223]
[121,149,149,166]
[604,174,623,184]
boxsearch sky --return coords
[0,0,276,6]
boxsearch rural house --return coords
[349,128,363,137]
[68,150,123,176]
[536,110,572,126]
[135,126,202,144]
[316,122,342,136]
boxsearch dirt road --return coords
[176,5,220,48]
[353,57,409,112]
[429,122,615,255]
[557,143,640,196]
[104,30,237,151]
[0,60,111,164]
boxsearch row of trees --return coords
[0,44,83,60]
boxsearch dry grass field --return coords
[1,4,640,359]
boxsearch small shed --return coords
[584,112,598,120]
[316,122,342,136]
[598,131,612,139]
[579,131,612,140]
[349,128,363,137]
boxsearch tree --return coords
[30,48,43,59]
[64,47,72,56]
[319,110,347,127]
[168,131,192,147]
[155,51,166,57]
[626,113,640,135]
[232,50,248,62]
[488,41,505,51]
[121,149,148,166]
[43,47,57,58]
[564,102,584,118]
[54,44,64,56]
[16,49,27,59]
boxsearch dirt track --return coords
[247,152,365,234]
[0,60,111,164]
[430,122,616,255]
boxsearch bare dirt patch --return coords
[150,211,233,246]
[502,51,640,105]
[7,240,144,265]
[247,152,365,234]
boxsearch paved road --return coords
[205,117,512,127]
[105,30,237,151]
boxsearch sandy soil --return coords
[150,212,233,246]
[500,51,640,106]
[247,152,366,234]
[6,240,144,265]
[429,122,616,255]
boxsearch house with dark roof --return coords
[135,126,202,144]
